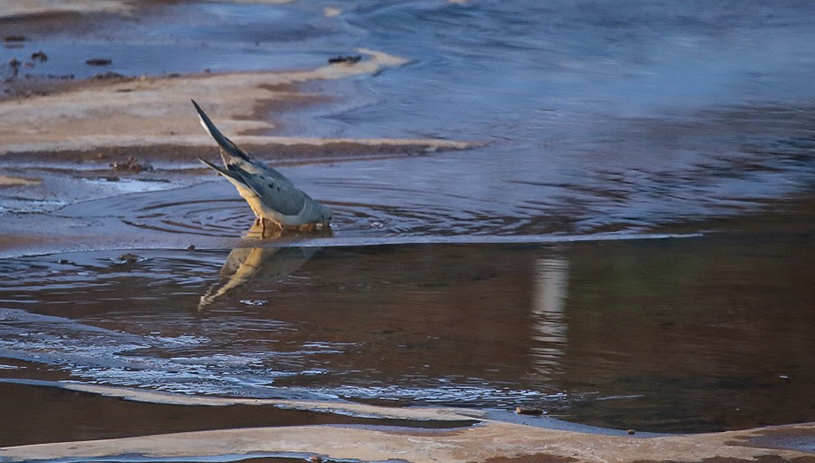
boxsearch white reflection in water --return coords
[531,257,569,381]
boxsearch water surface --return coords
[2,232,814,434]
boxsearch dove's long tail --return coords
[191,99,252,163]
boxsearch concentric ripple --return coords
[122,198,254,237]
[118,196,416,238]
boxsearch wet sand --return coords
[2,2,815,462]
[0,174,39,186]
[2,0,133,17]
[1,382,815,463]
[0,48,471,155]
[0,379,475,448]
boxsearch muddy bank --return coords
[1,0,134,18]
[1,383,814,463]
[0,174,39,186]
[0,48,475,155]
[0,379,474,448]
[0,138,471,166]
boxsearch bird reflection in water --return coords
[198,245,317,310]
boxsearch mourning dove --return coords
[193,100,333,232]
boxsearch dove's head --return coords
[318,203,333,225]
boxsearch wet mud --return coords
[0,379,476,447]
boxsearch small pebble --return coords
[110,156,152,173]
[93,71,124,80]
[31,51,47,62]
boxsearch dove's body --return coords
[193,100,332,230]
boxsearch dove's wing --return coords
[230,164,307,217]
[235,160,295,189]
[199,158,260,200]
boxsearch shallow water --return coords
[2,233,815,434]
[2,0,815,439]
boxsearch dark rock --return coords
[86,58,112,66]
[328,55,362,65]
[31,51,47,63]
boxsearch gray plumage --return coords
[193,100,332,230]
